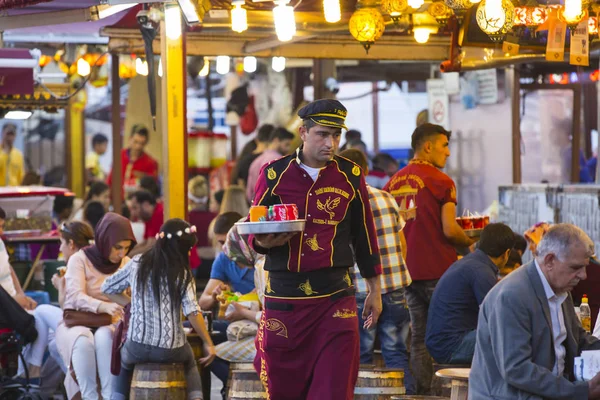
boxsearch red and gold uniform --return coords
[252,145,381,399]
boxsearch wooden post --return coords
[231,125,238,160]
[572,84,582,183]
[111,53,123,215]
[372,82,379,153]
[160,5,187,220]
[510,67,522,184]
[312,59,336,100]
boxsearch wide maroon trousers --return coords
[254,293,360,400]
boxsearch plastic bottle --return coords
[581,295,591,333]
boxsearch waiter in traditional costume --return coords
[250,99,382,400]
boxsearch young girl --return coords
[102,218,216,400]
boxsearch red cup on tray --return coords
[269,204,299,221]
[461,217,474,230]
[472,217,485,229]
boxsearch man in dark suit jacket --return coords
[469,223,600,399]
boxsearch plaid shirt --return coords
[353,185,412,294]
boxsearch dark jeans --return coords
[447,330,476,365]
[111,339,202,400]
[405,279,438,395]
[356,289,415,395]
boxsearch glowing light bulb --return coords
[272,56,286,72]
[158,59,163,77]
[243,56,257,73]
[273,0,296,42]
[216,56,230,75]
[563,0,582,22]
[231,1,248,33]
[135,58,149,76]
[408,0,424,9]
[323,0,341,23]
[413,27,431,43]
[77,58,91,76]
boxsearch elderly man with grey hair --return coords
[469,223,600,399]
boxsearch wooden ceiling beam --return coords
[106,29,450,61]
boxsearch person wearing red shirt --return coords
[107,125,159,199]
[383,123,475,395]
[251,99,382,400]
[128,190,164,256]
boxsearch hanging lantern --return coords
[381,0,408,23]
[558,0,587,32]
[349,7,385,52]
[476,0,515,42]
[427,1,453,25]
[444,0,472,16]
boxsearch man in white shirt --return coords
[470,223,600,399]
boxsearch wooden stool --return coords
[130,363,186,400]
[434,368,470,400]
[354,366,406,399]
[225,362,256,399]
[430,363,469,397]
[228,367,267,399]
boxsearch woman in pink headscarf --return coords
[55,213,136,400]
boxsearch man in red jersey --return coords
[107,124,158,199]
[384,123,475,394]
[251,99,382,400]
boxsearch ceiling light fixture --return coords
[273,0,296,42]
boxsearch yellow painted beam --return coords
[68,86,86,198]
[160,6,187,221]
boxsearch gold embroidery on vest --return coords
[265,318,288,338]
[333,309,357,319]
[259,358,270,399]
[352,165,361,176]
[267,167,276,180]
[316,196,341,219]
[306,234,324,251]
[265,275,274,294]
[298,279,319,296]
[343,270,352,286]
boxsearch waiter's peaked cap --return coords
[298,99,348,130]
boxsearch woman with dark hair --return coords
[102,218,215,400]
[73,181,111,221]
[21,221,95,378]
[55,213,136,400]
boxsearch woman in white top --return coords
[55,213,136,400]
[21,221,95,378]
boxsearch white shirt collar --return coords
[535,259,568,303]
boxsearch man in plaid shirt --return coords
[340,149,415,395]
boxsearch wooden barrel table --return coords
[354,366,405,399]
[434,368,470,400]
[430,364,469,397]
[130,363,186,400]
